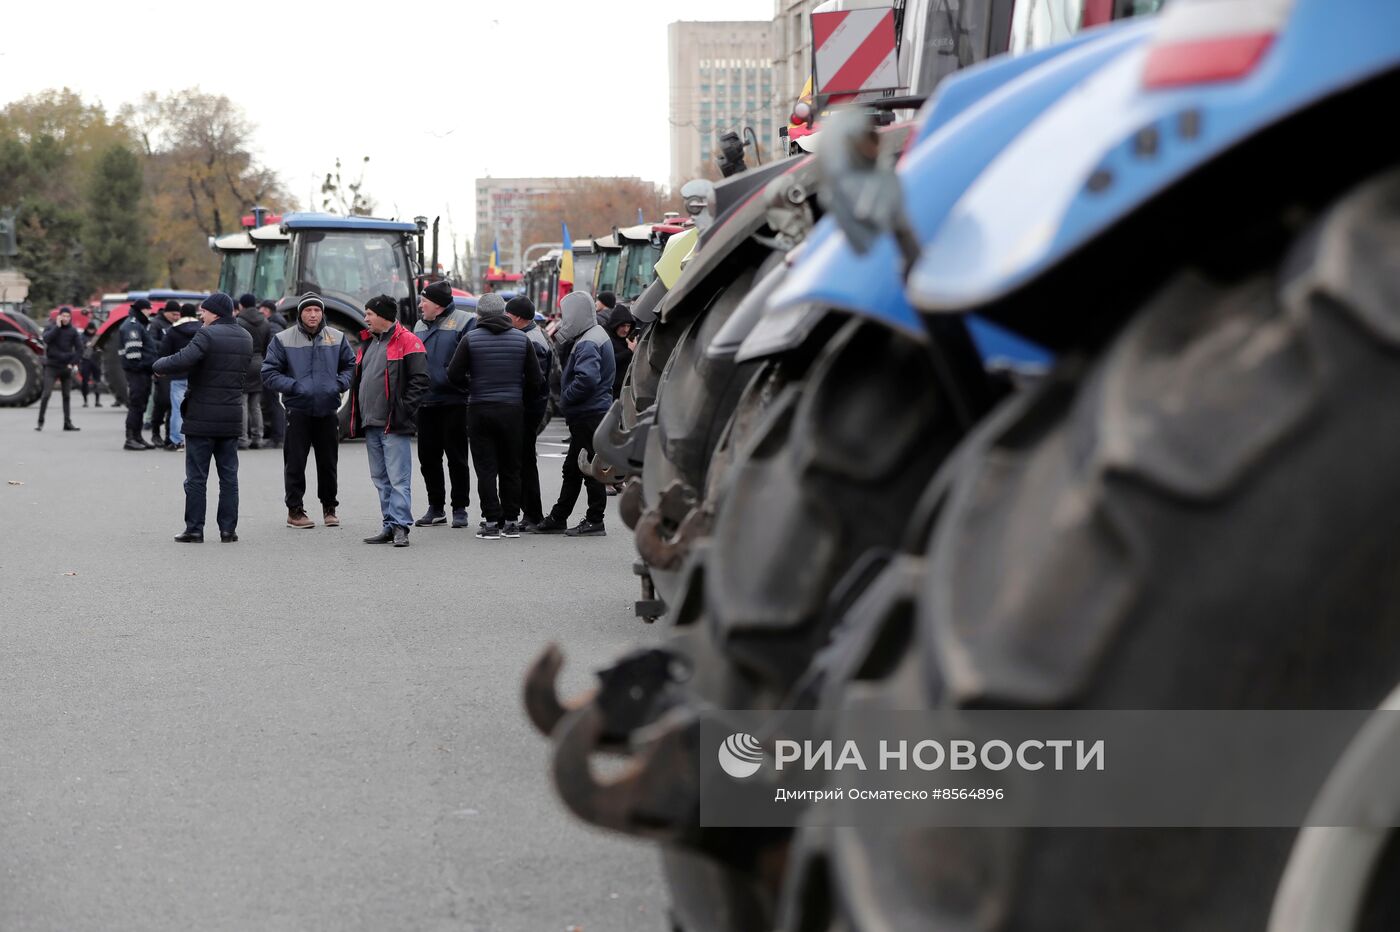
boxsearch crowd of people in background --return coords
[32,285,637,547]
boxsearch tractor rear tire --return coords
[0,342,42,407]
[775,167,1400,931]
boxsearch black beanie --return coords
[130,298,152,314]
[505,295,536,320]
[180,303,198,319]
[201,292,236,318]
[237,292,257,309]
[162,299,181,315]
[364,295,398,322]
[421,280,453,309]
[596,290,616,309]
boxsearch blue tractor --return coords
[530,0,1400,928]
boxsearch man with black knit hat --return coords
[412,279,475,529]
[447,292,544,538]
[595,290,616,328]
[148,300,180,445]
[263,292,356,529]
[507,294,554,530]
[118,297,158,450]
[36,306,84,432]
[350,294,428,547]
[153,292,254,543]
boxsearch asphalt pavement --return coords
[0,402,665,931]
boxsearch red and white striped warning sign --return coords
[812,6,900,96]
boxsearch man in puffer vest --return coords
[534,290,615,537]
[261,293,356,529]
[411,280,476,529]
[446,292,544,539]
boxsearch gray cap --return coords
[477,292,507,318]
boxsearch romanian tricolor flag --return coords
[488,237,500,276]
[558,222,575,302]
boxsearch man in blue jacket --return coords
[535,290,615,537]
[261,293,356,529]
[412,280,475,529]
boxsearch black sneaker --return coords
[518,519,542,534]
[534,515,568,534]
[501,521,521,538]
[451,508,469,528]
[174,531,203,543]
[363,528,395,544]
[565,520,606,537]
[220,532,238,543]
[415,507,447,527]
[476,522,500,540]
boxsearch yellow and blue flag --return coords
[559,223,575,301]
[488,237,500,276]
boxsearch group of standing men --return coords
[117,283,623,546]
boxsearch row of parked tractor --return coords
[524,0,1400,930]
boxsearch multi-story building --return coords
[667,20,776,192]
[772,0,823,121]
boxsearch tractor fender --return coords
[909,0,1400,311]
[770,18,1154,336]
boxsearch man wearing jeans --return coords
[159,304,202,451]
[152,293,253,543]
[349,295,428,548]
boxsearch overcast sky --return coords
[1,0,770,261]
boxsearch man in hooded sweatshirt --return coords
[606,304,636,400]
[236,292,270,450]
[535,290,615,537]
[36,306,84,432]
[153,293,254,543]
[119,298,159,450]
[412,280,475,529]
[446,292,544,539]
[262,293,356,529]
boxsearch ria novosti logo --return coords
[718,733,764,779]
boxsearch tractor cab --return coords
[263,213,420,334]
[591,234,621,296]
[212,231,256,298]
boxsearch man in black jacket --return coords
[119,298,158,450]
[148,301,180,445]
[153,292,254,543]
[36,306,84,432]
[236,293,270,450]
[258,298,288,448]
[446,292,544,539]
[412,280,475,528]
[507,295,553,530]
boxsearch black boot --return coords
[63,421,80,431]
[124,430,147,451]
[34,420,43,432]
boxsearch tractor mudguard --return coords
[908,0,1400,311]
[770,19,1154,337]
[706,262,789,362]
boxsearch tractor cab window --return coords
[619,242,661,302]
[295,231,411,312]
[1010,0,1085,53]
[910,0,996,95]
[596,250,621,294]
[252,242,290,304]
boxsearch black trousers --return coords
[520,404,546,523]
[417,404,471,511]
[550,412,606,526]
[261,391,285,443]
[468,403,523,524]
[152,375,172,435]
[283,412,340,512]
[125,370,151,434]
[38,367,73,423]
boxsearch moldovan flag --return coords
[488,237,500,276]
[558,223,575,302]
